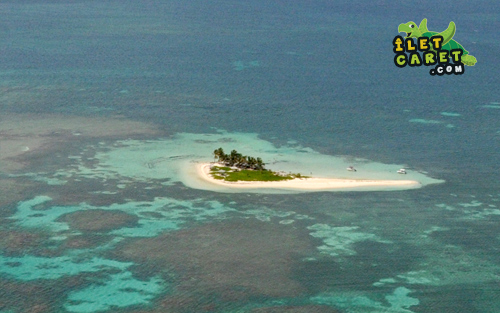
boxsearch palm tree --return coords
[229,150,236,166]
[256,157,265,170]
[212,149,268,171]
[239,155,248,168]
[247,156,257,169]
[229,150,242,166]
[213,147,225,163]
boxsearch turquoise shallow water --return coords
[1,1,500,312]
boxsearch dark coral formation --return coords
[0,275,89,313]
[252,305,341,313]
[0,230,49,256]
[116,219,315,300]
[58,209,138,232]
[0,179,34,211]
[62,234,114,250]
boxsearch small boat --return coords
[347,166,357,172]
[397,168,407,174]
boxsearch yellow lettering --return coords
[418,37,429,51]
[394,37,404,52]
[405,38,417,51]
[431,36,443,49]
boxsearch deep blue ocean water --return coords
[0,1,499,312]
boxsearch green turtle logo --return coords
[398,18,477,66]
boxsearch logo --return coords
[393,18,477,76]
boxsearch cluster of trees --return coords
[213,148,265,170]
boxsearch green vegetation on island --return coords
[211,148,306,182]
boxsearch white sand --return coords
[196,163,421,191]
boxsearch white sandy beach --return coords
[196,163,421,191]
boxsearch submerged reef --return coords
[0,113,159,174]
[58,209,139,232]
[0,229,50,256]
[61,234,114,250]
[115,219,315,299]
[0,275,89,313]
[252,305,341,313]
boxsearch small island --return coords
[191,148,423,192]
[211,148,305,182]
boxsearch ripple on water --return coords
[440,112,462,117]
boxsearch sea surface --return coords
[0,1,499,312]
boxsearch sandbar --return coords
[196,163,421,191]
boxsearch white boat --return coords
[397,168,407,174]
[347,166,357,172]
